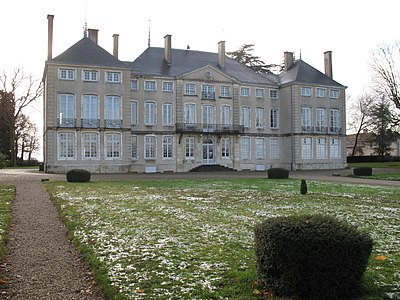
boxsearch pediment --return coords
[181,65,238,83]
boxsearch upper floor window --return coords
[301,86,312,97]
[256,107,265,129]
[144,80,156,91]
[316,88,326,98]
[59,68,75,80]
[330,89,339,99]
[105,96,121,128]
[162,81,173,92]
[82,95,98,128]
[316,108,327,131]
[269,89,278,99]
[83,70,98,82]
[221,105,231,126]
[185,83,196,95]
[144,101,156,125]
[105,71,121,83]
[240,106,250,128]
[330,109,340,132]
[162,102,174,126]
[301,107,312,129]
[220,85,231,98]
[130,101,138,126]
[255,88,264,98]
[185,103,196,124]
[201,84,215,100]
[131,80,138,90]
[240,87,250,97]
[59,94,75,127]
[270,108,279,129]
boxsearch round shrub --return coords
[300,179,307,194]
[254,214,373,300]
[66,169,91,182]
[267,168,289,179]
[353,167,373,176]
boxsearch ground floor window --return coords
[105,133,121,159]
[221,138,230,158]
[163,136,174,159]
[145,135,156,159]
[82,132,99,159]
[270,138,279,159]
[241,137,251,160]
[316,138,327,159]
[256,138,265,159]
[131,135,138,159]
[302,138,313,159]
[330,138,341,159]
[58,132,75,160]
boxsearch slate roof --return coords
[50,37,129,69]
[129,47,277,86]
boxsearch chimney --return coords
[88,29,99,44]
[47,14,54,60]
[164,34,172,65]
[324,51,333,78]
[113,34,119,59]
[218,41,226,69]
[284,51,294,71]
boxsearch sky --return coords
[2,0,400,160]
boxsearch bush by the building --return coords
[267,168,289,179]
[353,167,373,176]
[66,169,91,182]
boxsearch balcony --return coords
[301,126,314,134]
[105,119,123,128]
[176,123,244,134]
[81,118,100,128]
[201,91,215,100]
[57,118,76,128]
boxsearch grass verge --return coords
[0,185,15,258]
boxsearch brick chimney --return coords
[324,51,333,78]
[218,41,226,69]
[47,14,54,60]
[88,29,99,44]
[113,34,119,58]
[284,51,294,71]
[164,34,172,65]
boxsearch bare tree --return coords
[0,68,43,165]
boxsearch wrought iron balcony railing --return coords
[105,119,123,128]
[57,118,76,127]
[81,118,100,128]
[176,123,244,134]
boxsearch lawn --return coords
[45,179,400,300]
[0,184,14,258]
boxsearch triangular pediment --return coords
[181,65,238,83]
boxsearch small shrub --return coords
[254,214,373,300]
[353,167,373,176]
[66,169,91,182]
[267,168,289,179]
[300,179,307,194]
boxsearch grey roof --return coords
[50,37,129,69]
[278,59,345,87]
[129,47,277,86]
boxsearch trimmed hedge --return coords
[254,214,373,300]
[66,169,91,182]
[267,168,289,179]
[353,167,373,176]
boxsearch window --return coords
[256,107,265,129]
[316,108,326,132]
[144,80,156,91]
[330,89,339,99]
[330,109,340,133]
[163,136,173,159]
[82,133,99,159]
[185,103,196,124]
[221,138,230,158]
[185,83,196,95]
[58,132,75,159]
[201,84,215,99]
[59,94,75,127]
[131,80,138,90]
[131,135,138,159]
[302,138,313,159]
[82,95,98,128]
[316,138,327,159]
[105,71,121,83]
[301,86,312,97]
[270,108,279,129]
[202,105,215,125]
[220,86,230,98]
[59,68,75,80]
[162,81,173,92]
[256,138,265,159]
[162,102,173,126]
[185,137,194,158]
[241,137,251,160]
[301,107,312,131]
[221,105,230,126]
[255,88,264,98]
[105,133,121,159]
[316,88,326,98]
[330,138,341,159]
[240,106,250,128]
[270,138,279,159]
[269,89,278,99]
[83,70,98,82]
[240,87,250,97]
[144,101,156,125]
[144,135,156,159]
[130,101,138,126]
[105,96,121,127]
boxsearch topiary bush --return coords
[66,169,91,182]
[267,168,289,179]
[353,167,373,176]
[254,214,373,300]
[300,179,307,194]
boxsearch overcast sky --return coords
[2,0,400,159]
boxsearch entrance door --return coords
[202,139,214,165]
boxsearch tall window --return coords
[82,133,99,159]
[185,103,196,124]
[144,135,156,159]
[240,106,250,128]
[221,138,230,158]
[316,108,326,131]
[58,132,75,159]
[105,133,121,159]
[130,101,138,126]
[330,109,340,132]
[59,94,75,127]
[83,70,98,82]
[185,137,194,158]
[202,105,215,125]
[256,138,265,159]
[221,105,230,126]
[131,135,138,159]
[144,101,156,125]
[220,86,230,98]
[330,138,341,158]
[302,138,313,159]
[270,138,279,159]
[316,138,327,159]
[105,72,121,83]
[105,96,121,127]
[241,137,251,160]
[82,95,98,127]
[163,136,173,158]
[256,107,265,129]
[185,83,196,95]
[144,80,156,91]
[270,108,279,129]
[301,107,312,130]
[59,68,75,80]
[162,102,173,125]
[240,87,250,97]
[162,81,173,92]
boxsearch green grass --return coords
[45,179,400,300]
[0,185,15,258]
[348,162,400,169]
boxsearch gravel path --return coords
[0,170,104,300]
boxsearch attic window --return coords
[59,68,75,80]
[269,89,278,99]
[330,89,339,99]
[83,70,98,82]
[301,86,312,97]
[106,72,121,83]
